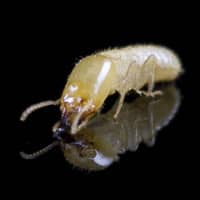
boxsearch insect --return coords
[20,45,182,135]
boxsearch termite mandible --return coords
[20,45,182,135]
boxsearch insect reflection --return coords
[21,84,181,171]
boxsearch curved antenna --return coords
[20,99,60,121]
[20,141,60,160]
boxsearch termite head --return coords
[60,55,117,134]
[60,90,96,135]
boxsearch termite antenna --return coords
[20,141,60,160]
[20,99,60,121]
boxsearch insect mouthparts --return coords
[53,122,70,140]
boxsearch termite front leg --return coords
[113,92,126,119]
[20,99,60,121]
[137,55,162,97]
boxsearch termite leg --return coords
[71,100,93,134]
[114,61,138,119]
[136,55,162,97]
[113,92,126,119]
[20,99,60,121]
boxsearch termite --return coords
[20,45,182,135]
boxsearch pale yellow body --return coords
[21,45,182,135]
[100,45,182,87]
[60,45,182,134]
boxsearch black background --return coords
[6,2,199,198]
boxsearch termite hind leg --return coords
[113,93,126,119]
[114,61,137,119]
[137,55,162,97]
[20,99,60,122]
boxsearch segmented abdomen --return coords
[100,45,182,83]
[102,45,181,68]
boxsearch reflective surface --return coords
[61,84,181,170]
